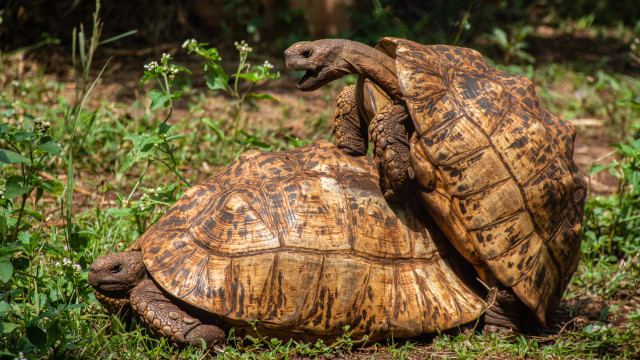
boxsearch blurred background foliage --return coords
[1,0,639,72]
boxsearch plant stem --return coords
[126,160,150,205]
[156,158,191,187]
[10,192,30,243]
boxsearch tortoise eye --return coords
[110,264,123,273]
[301,49,312,58]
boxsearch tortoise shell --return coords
[376,38,587,325]
[130,141,484,341]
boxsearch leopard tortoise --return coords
[89,141,485,349]
[285,38,587,332]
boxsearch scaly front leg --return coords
[130,279,226,349]
[334,85,368,156]
[369,104,413,201]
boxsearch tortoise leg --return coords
[130,279,225,349]
[484,287,526,334]
[369,104,413,201]
[334,85,368,156]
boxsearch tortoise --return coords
[89,141,485,349]
[284,38,587,332]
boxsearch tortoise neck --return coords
[338,40,402,99]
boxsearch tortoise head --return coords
[285,39,401,97]
[88,251,147,297]
[285,39,355,91]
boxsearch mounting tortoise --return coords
[89,141,485,349]
[285,38,587,332]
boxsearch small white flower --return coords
[162,66,168,72]
[11,80,19,87]
[162,53,171,61]
[234,40,252,53]
[635,38,639,44]
[72,264,82,274]
[182,38,197,49]
[263,60,274,69]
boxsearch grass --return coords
[1,7,640,360]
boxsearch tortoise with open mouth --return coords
[285,38,586,332]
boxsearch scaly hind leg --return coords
[334,85,368,156]
[369,104,413,201]
[483,287,526,334]
[130,279,225,349]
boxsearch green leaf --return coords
[5,176,32,200]
[69,231,89,252]
[147,90,171,110]
[0,322,19,335]
[589,164,610,176]
[0,207,9,239]
[139,71,157,89]
[492,28,509,49]
[21,209,41,221]
[165,135,186,142]
[205,64,229,91]
[104,207,133,217]
[0,262,13,283]
[120,134,160,172]
[14,131,36,141]
[0,302,12,312]
[26,325,47,348]
[38,179,64,196]
[248,93,279,102]
[234,73,260,82]
[158,122,172,136]
[202,117,225,141]
[18,231,31,245]
[36,136,64,157]
[0,149,29,164]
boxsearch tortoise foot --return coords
[184,323,226,350]
[483,288,524,334]
[334,85,368,156]
[369,104,413,202]
[131,279,226,349]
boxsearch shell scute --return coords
[257,252,323,327]
[469,211,535,260]
[485,233,543,287]
[491,108,554,185]
[440,148,511,197]
[453,179,525,231]
[450,69,505,135]
[421,116,490,166]
[298,255,370,335]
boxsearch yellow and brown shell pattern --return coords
[129,141,484,341]
[377,38,587,326]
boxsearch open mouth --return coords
[297,69,316,88]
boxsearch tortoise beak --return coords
[284,42,322,91]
